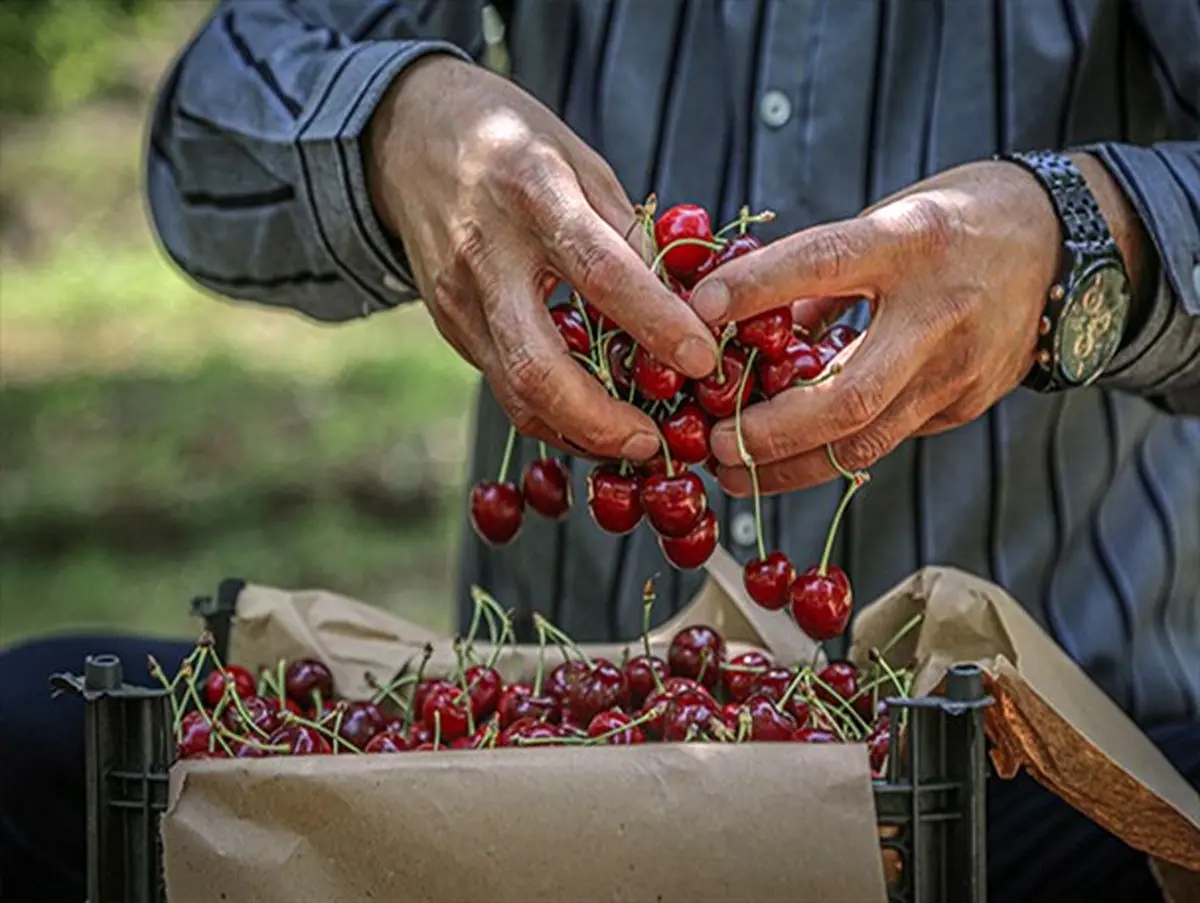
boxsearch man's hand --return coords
[368,56,718,461]
[690,160,1110,496]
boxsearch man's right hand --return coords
[367,55,718,461]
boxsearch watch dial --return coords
[1055,264,1130,386]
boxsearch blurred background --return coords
[1,1,492,646]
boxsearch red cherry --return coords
[586,464,643,534]
[815,341,839,368]
[742,551,796,610]
[785,694,811,727]
[469,481,524,546]
[464,664,504,719]
[749,667,794,703]
[737,307,794,361]
[284,658,334,709]
[631,347,687,401]
[667,625,726,689]
[268,724,332,755]
[408,721,434,746]
[412,678,456,722]
[178,710,214,758]
[522,458,572,521]
[550,304,591,355]
[220,695,282,737]
[720,701,744,730]
[639,682,709,740]
[744,692,797,741]
[581,299,608,331]
[792,727,838,743]
[660,401,711,465]
[660,698,721,742]
[821,323,860,350]
[496,682,559,727]
[544,659,591,705]
[638,454,673,478]
[815,662,859,707]
[758,338,826,398]
[869,728,891,775]
[324,700,386,749]
[365,730,412,754]
[721,651,772,703]
[788,566,853,640]
[421,687,471,742]
[587,710,645,745]
[653,204,715,279]
[694,233,763,281]
[623,655,669,709]
[659,507,719,569]
[604,332,635,394]
[498,718,566,747]
[695,346,756,418]
[202,665,255,709]
[640,469,708,538]
[566,659,630,725]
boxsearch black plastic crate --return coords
[54,597,992,903]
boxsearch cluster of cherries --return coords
[162,583,912,773]
[468,197,869,642]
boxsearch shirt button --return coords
[382,272,408,293]
[731,511,757,547]
[759,89,792,128]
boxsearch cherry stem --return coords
[640,578,656,661]
[656,432,676,478]
[648,237,723,280]
[226,683,271,739]
[497,425,518,484]
[533,614,592,668]
[792,361,842,390]
[403,643,434,728]
[775,665,813,713]
[433,710,442,751]
[276,658,286,706]
[330,705,346,754]
[538,441,549,459]
[452,638,477,736]
[735,710,752,744]
[367,671,418,708]
[713,325,738,384]
[817,451,869,576]
[826,443,859,483]
[733,348,766,560]
[713,206,775,239]
[876,612,925,664]
[868,648,909,700]
[533,621,548,697]
[805,693,853,742]
[257,667,278,699]
[808,672,872,736]
[846,670,907,709]
[147,655,184,725]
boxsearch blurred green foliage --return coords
[0,0,170,115]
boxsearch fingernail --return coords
[690,280,730,323]
[709,425,740,466]
[674,336,717,377]
[621,432,660,461]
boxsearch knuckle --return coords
[555,218,621,300]
[804,230,856,284]
[839,378,884,428]
[840,427,893,471]
[506,344,556,403]
[447,219,492,275]
[895,196,961,261]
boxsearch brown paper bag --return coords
[849,566,1200,891]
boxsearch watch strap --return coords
[995,150,1122,391]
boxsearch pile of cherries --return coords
[468,197,870,643]
[162,583,913,774]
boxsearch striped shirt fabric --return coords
[147,0,1200,725]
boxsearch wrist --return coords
[1068,152,1156,317]
[366,53,475,236]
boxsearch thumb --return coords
[689,217,894,325]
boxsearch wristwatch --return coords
[996,150,1132,392]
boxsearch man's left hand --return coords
[692,160,1065,496]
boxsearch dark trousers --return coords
[1,634,1196,903]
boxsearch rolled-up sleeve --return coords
[146,0,483,322]
[1090,0,1200,415]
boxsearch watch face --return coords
[1055,262,1130,386]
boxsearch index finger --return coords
[487,282,664,462]
[539,198,718,380]
[690,218,895,325]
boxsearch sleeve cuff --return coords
[1085,142,1200,317]
[296,40,473,313]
